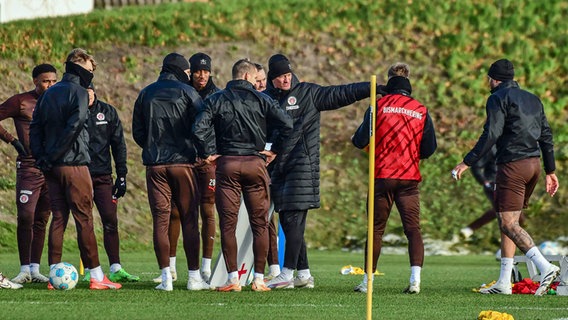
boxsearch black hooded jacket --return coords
[463,81,555,174]
[30,72,90,167]
[87,96,128,177]
[132,72,204,165]
[193,79,293,159]
[264,74,370,212]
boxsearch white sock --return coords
[110,263,122,273]
[20,265,30,274]
[297,269,311,279]
[228,271,239,283]
[90,266,104,281]
[269,264,281,276]
[201,258,211,273]
[254,272,264,281]
[30,263,40,275]
[162,267,172,282]
[526,246,552,272]
[497,257,514,285]
[169,257,177,271]
[188,270,200,280]
[362,273,374,285]
[410,266,421,284]
[280,267,294,281]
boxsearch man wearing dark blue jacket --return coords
[263,54,372,289]
[452,58,560,296]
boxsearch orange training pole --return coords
[366,75,377,320]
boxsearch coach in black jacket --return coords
[263,54,371,289]
[193,59,292,292]
[132,52,208,292]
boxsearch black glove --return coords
[112,176,127,199]
[35,157,52,172]
[11,139,28,157]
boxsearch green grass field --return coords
[1,250,566,320]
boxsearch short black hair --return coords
[32,64,57,78]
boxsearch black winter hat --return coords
[268,54,292,81]
[488,59,514,81]
[189,52,212,72]
[32,63,57,78]
[385,76,412,95]
[163,53,190,71]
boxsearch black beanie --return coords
[32,64,57,78]
[163,53,190,71]
[189,53,211,72]
[385,76,412,95]
[267,54,292,81]
[488,59,514,81]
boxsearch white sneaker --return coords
[31,272,49,283]
[187,277,209,291]
[153,270,177,283]
[155,280,173,291]
[0,273,23,289]
[403,282,420,294]
[294,276,314,289]
[201,271,211,284]
[535,264,560,296]
[11,271,31,284]
[266,273,294,289]
[460,227,474,240]
[479,281,512,295]
[354,282,368,293]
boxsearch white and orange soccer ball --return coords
[49,262,78,290]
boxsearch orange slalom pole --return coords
[366,75,377,320]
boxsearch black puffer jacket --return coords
[30,73,90,166]
[132,72,203,165]
[264,74,370,212]
[464,81,555,173]
[193,79,292,158]
[87,96,127,177]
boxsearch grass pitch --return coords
[0,250,566,320]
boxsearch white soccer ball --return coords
[538,241,560,256]
[49,262,78,290]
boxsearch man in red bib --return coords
[351,75,437,294]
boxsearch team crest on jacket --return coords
[96,113,105,121]
[19,191,31,204]
[286,96,299,110]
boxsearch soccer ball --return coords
[538,241,560,256]
[49,262,79,290]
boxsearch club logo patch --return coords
[19,194,29,204]
[287,96,297,105]
[96,112,105,121]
